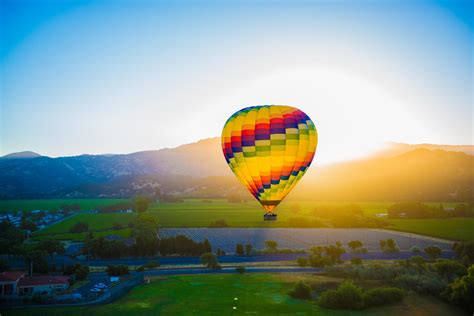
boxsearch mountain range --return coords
[1,138,473,201]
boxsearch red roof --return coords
[18,275,69,287]
[0,271,25,282]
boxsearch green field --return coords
[387,218,474,242]
[7,273,465,316]
[0,199,127,212]
[28,199,473,241]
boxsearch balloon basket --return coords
[264,213,277,221]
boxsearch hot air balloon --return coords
[221,105,318,221]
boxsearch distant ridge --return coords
[1,151,42,159]
[374,142,474,158]
[0,138,472,200]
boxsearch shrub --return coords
[0,260,10,273]
[106,265,130,276]
[380,239,400,253]
[424,245,442,261]
[245,244,253,256]
[297,257,308,267]
[432,259,467,281]
[394,272,447,295]
[409,255,426,266]
[362,287,404,307]
[75,265,89,280]
[200,252,221,269]
[317,281,364,310]
[289,281,312,299]
[216,248,226,256]
[143,260,160,269]
[410,245,422,253]
[348,240,363,250]
[235,244,244,256]
[444,264,474,313]
[453,242,474,265]
[136,266,145,272]
[309,255,334,268]
[235,266,246,274]
[351,257,362,265]
[265,240,278,251]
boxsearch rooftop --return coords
[0,271,25,282]
[18,275,69,287]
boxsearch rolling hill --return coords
[1,138,473,201]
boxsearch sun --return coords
[214,67,426,164]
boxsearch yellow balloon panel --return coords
[222,105,318,213]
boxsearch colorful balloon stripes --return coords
[221,105,317,214]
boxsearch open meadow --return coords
[6,273,466,316]
[28,199,474,242]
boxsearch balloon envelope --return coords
[221,105,318,213]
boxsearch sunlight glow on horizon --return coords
[1,1,472,162]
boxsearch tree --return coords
[0,221,24,257]
[351,257,362,265]
[236,266,246,274]
[325,245,346,263]
[289,281,312,299]
[297,257,308,267]
[202,239,212,253]
[453,242,474,265]
[245,244,253,256]
[424,245,442,261]
[216,248,226,256]
[132,214,159,256]
[75,265,89,280]
[317,281,364,310]
[380,239,400,253]
[133,196,150,213]
[22,248,48,275]
[235,244,244,256]
[348,240,363,251]
[433,259,467,281]
[409,255,426,266]
[37,240,65,260]
[21,219,38,232]
[200,252,221,269]
[106,265,130,276]
[265,240,278,251]
[445,264,474,312]
[0,260,10,273]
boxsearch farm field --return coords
[32,213,135,241]
[29,199,473,242]
[159,228,454,252]
[387,218,474,242]
[0,199,127,212]
[7,273,466,316]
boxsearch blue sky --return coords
[0,0,472,162]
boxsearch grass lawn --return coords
[7,273,465,316]
[0,199,127,212]
[32,213,135,241]
[387,218,474,242]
